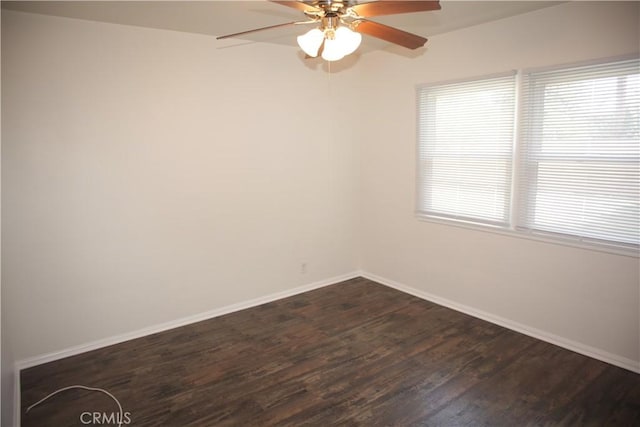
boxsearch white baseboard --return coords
[14,271,360,426]
[361,271,640,374]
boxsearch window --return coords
[518,59,639,246]
[417,73,516,226]
[417,57,640,252]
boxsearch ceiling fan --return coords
[217,1,441,62]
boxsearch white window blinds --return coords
[417,74,516,225]
[518,59,640,247]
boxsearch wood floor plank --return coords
[21,277,640,426]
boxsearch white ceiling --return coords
[2,1,562,54]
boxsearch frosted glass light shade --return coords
[335,27,362,56]
[321,37,345,62]
[297,28,324,57]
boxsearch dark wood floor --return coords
[21,277,640,426]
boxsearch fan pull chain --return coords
[328,60,332,95]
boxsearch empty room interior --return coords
[1,1,639,426]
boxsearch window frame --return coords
[415,55,640,257]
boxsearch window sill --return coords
[415,213,639,258]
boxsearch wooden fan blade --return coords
[354,20,427,49]
[350,1,440,17]
[270,1,321,13]
[217,21,309,40]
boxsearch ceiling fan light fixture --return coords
[320,25,361,61]
[297,28,324,57]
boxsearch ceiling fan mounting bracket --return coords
[317,0,348,14]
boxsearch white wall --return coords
[358,1,640,369]
[1,9,360,368]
